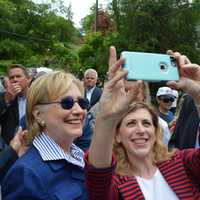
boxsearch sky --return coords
[64,0,111,27]
[34,0,110,27]
[66,0,95,27]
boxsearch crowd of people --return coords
[0,46,200,199]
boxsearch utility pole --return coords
[94,0,98,32]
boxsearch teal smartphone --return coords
[121,51,180,82]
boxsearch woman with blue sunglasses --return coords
[2,71,89,199]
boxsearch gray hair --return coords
[84,68,98,78]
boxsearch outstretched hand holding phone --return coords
[89,46,143,168]
[167,50,200,116]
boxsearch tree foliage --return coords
[110,0,200,61]
[0,0,81,73]
[1,0,200,81]
[79,0,200,83]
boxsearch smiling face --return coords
[35,83,87,148]
[116,108,156,160]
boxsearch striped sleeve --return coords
[84,152,119,200]
[181,148,200,181]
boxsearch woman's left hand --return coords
[167,51,200,104]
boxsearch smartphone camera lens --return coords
[170,56,177,67]
[159,62,168,72]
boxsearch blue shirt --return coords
[159,111,174,125]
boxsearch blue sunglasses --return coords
[40,96,89,110]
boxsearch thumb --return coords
[167,81,180,90]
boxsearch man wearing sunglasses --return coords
[156,86,175,126]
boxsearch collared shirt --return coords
[86,86,95,103]
[18,96,26,122]
[33,132,85,168]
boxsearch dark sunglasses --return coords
[159,97,175,103]
[40,96,90,110]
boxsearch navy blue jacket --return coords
[169,95,200,149]
[0,137,18,182]
[85,86,102,110]
[0,92,19,144]
[2,145,88,200]
[74,112,94,152]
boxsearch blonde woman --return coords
[85,47,200,199]
[2,71,89,199]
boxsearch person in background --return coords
[156,86,175,125]
[0,127,27,182]
[2,71,89,199]
[0,64,31,144]
[83,68,102,110]
[169,94,199,149]
[85,46,200,199]
[170,89,179,115]
[168,89,179,134]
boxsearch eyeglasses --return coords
[159,97,175,103]
[39,96,90,110]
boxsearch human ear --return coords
[115,134,121,143]
[33,108,46,128]
[32,109,40,119]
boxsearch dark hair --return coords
[7,64,29,77]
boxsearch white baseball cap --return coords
[156,87,173,97]
[172,89,178,98]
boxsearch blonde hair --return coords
[113,102,174,176]
[26,71,83,143]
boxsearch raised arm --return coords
[88,46,141,168]
[167,51,200,117]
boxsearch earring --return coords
[40,120,46,128]
[37,119,46,128]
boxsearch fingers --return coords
[167,81,180,90]
[16,126,22,134]
[108,70,128,88]
[108,46,117,70]
[107,46,126,81]
[166,49,173,55]
[167,78,194,92]
[127,81,143,98]
[8,83,22,96]
[108,58,125,80]
[174,53,191,66]
[167,50,191,68]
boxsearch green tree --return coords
[109,0,200,62]
[0,0,81,72]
